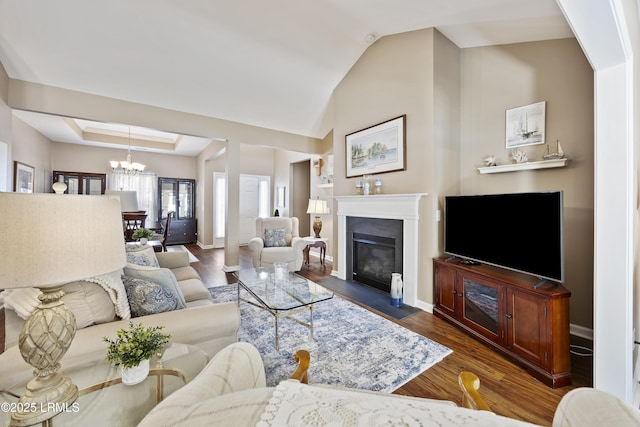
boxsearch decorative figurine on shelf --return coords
[362,174,372,195]
[511,149,528,164]
[374,178,383,194]
[483,155,497,167]
[543,139,566,160]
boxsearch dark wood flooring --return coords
[0,244,592,426]
[187,244,592,427]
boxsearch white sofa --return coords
[0,249,240,392]
[139,343,640,427]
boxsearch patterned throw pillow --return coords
[122,275,178,317]
[264,228,286,247]
[123,264,187,309]
[125,246,160,267]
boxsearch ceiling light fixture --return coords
[110,127,146,174]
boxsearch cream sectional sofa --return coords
[0,249,240,392]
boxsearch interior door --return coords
[239,175,260,245]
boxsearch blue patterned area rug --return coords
[209,284,452,393]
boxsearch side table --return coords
[0,343,207,427]
[303,237,328,266]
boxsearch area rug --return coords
[166,245,198,263]
[209,284,452,393]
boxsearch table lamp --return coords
[0,193,126,426]
[306,197,329,238]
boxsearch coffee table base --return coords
[237,285,316,351]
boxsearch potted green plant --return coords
[132,227,154,244]
[103,322,171,385]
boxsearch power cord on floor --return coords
[570,344,593,357]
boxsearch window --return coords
[109,172,158,224]
[214,173,226,239]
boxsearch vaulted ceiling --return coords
[0,0,573,154]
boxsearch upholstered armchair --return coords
[248,217,306,271]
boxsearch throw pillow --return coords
[126,246,160,268]
[264,228,286,247]
[123,264,187,309]
[60,281,117,328]
[122,275,178,317]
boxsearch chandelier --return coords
[110,127,146,174]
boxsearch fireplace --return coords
[347,217,403,293]
[335,193,427,307]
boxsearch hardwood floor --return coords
[187,244,592,427]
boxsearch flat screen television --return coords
[444,191,564,283]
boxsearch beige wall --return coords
[12,117,52,193]
[332,28,458,305]
[331,31,594,328]
[459,38,594,329]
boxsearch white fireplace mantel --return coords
[334,194,428,307]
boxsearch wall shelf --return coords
[317,183,334,188]
[477,158,568,174]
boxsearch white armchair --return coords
[248,217,306,271]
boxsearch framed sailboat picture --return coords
[505,101,546,148]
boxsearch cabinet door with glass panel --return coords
[158,178,196,244]
[53,171,106,195]
[458,272,503,343]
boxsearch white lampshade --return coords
[104,189,139,212]
[0,193,126,289]
[306,198,329,215]
[0,193,126,425]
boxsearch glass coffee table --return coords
[233,267,334,350]
[0,342,207,427]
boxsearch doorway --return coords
[213,173,270,247]
[291,160,311,237]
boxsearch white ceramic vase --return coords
[121,359,150,385]
[390,273,403,307]
[139,237,148,245]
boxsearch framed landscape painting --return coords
[13,161,34,193]
[346,115,406,178]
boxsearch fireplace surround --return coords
[334,194,428,307]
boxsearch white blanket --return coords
[85,269,131,320]
[258,380,540,427]
[0,269,130,320]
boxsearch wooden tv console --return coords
[433,257,572,388]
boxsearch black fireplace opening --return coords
[346,216,403,294]
[353,233,397,292]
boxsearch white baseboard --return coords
[570,323,593,341]
[196,241,215,250]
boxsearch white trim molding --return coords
[334,194,428,307]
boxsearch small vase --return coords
[139,237,148,245]
[121,359,150,385]
[390,273,403,307]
